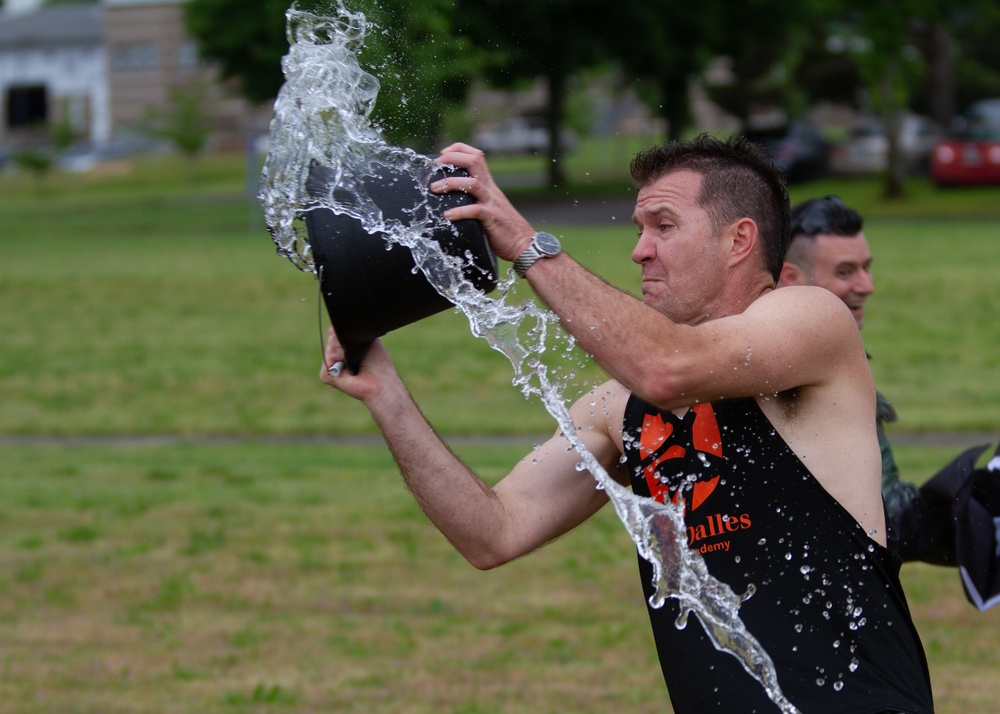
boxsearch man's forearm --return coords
[365,384,510,570]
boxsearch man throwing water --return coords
[319,135,933,713]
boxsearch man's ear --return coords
[778,260,807,287]
[728,217,758,265]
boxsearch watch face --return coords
[535,231,561,256]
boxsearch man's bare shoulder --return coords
[751,283,854,316]
[742,285,864,358]
[568,379,630,449]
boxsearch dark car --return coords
[744,121,830,183]
[930,99,1000,186]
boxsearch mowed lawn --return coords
[1,152,999,712]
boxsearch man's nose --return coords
[631,232,654,264]
[855,269,874,295]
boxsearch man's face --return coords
[631,170,727,325]
[790,233,874,328]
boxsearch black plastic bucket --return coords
[305,159,497,373]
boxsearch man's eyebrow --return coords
[834,258,872,270]
[633,204,672,225]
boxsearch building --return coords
[0,0,264,155]
[0,3,109,147]
[104,0,260,152]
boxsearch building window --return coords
[6,85,48,128]
[178,41,201,70]
[112,43,161,72]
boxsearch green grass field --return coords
[1,443,997,713]
[1,150,999,712]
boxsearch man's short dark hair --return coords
[630,133,791,283]
[789,195,863,239]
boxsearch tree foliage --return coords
[144,84,213,156]
[696,0,1000,197]
[597,3,726,141]
[351,0,479,151]
[184,0,294,106]
[453,0,609,186]
[947,2,1000,108]
[184,0,476,151]
[183,0,1000,193]
[830,0,1000,196]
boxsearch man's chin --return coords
[846,303,865,328]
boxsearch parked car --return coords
[930,99,1000,186]
[472,116,577,156]
[744,121,830,183]
[830,114,948,176]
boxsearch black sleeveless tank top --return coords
[624,395,933,713]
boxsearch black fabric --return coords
[894,443,1000,610]
[624,395,934,714]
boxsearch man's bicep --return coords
[492,386,627,555]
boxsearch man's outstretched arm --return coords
[319,327,628,569]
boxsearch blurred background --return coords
[2,2,1000,712]
[2,0,1000,194]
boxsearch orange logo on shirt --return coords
[638,403,723,512]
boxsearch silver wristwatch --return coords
[513,231,562,277]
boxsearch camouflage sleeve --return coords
[876,390,916,518]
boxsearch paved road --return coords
[518,194,638,228]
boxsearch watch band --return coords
[513,244,543,277]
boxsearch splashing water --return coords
[259,4,798,712]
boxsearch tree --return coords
[698,0,838,127]
[453,0,609,187]
[834,0,1000,197]
[184,0,289,105]
[832,2,927,198]
[811,1,1000,197]
[185,0,476,151]
[944,2,1000,110]
[698,1,971,197]
[348,0,479,151]
[143,83,213,180]
[599,4,727,142]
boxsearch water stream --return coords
[258,4,798,712]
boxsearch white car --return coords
[830,114,948,175]
[473,117,577,156]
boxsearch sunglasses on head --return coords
[792,195,848,236]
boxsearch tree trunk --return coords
[924,24,955,129]
[880,63,906,199]
[545,69,567,188]
[659,74,691,143]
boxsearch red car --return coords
[931,99,1000,186]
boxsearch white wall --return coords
[0,44,110,144]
